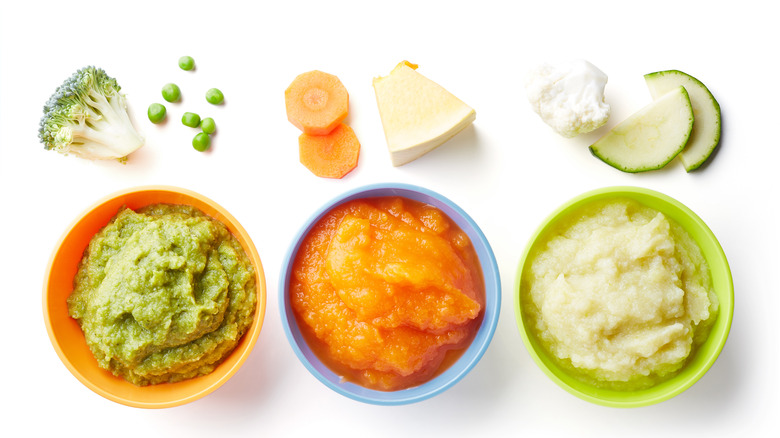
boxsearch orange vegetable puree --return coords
[291,196,485,391]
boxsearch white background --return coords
[1,1,777,436]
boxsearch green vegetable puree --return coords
[68,204,256,386]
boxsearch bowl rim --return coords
[278,182,501,405]
[513,185,734,408]
[42,185,267,408]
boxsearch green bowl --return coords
[514,186,734,408]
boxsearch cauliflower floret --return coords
[524,60,610,138]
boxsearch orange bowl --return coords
[43,185,267,408]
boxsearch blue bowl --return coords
[279,183,501,405]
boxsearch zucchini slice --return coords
[645,70,721,172]
[589,86,693,173]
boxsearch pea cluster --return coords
[147,56,223,152]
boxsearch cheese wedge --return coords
[373,61,476,166]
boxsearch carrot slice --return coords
[285,70,349,135]
[299,123,360,179]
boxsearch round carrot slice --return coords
[285,70,349,135]
[298,123,360,179]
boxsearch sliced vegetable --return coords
[645,70,721,171]
[298,123,360,179]
[38,66,144,161]
[285,70,349,135]
[373,61,475,166]
[589,86,693,173]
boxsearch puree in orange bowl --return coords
[281,184,500,404]
[44,186,267,408]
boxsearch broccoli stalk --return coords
[38,66,144,161]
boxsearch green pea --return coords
[162,83,181,102]
[205,88,224,105]
[193,132,211,152]
[178,56,195,71]
[200,117,216,134]
[147,103,167,124]
[182,112,201,128]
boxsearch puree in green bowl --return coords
[67,204,257,386]
[515,186,734,408]
[521,197,718,390]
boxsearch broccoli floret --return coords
[38,66,144,161]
